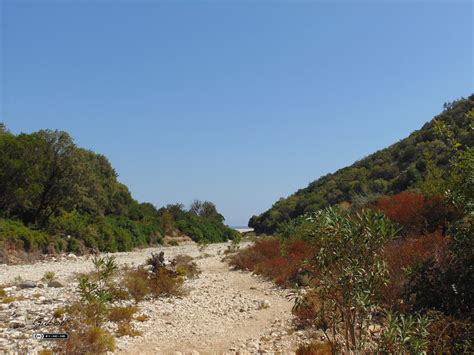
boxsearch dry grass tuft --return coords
[296,342,332,355]
[148,268,184,297]
[53,307,66,319]
[116,322,142,337]
[2,296,15,304]
[123,268,150,303]
[135,314,149,322]
[108,306,139,323]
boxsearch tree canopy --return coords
[0,125,237,259]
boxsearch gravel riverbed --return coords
[0,242,317,354]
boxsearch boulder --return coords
[67,253,77,260]
[18,281,36,289]
[47,280,64,288]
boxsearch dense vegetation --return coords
[232,103,474,353]
[249,96,474,234]
[0,124,237,261]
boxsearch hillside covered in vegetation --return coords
[233,98,474,353]
[0,125,237,262]
[249,95,474,234]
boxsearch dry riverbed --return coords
[0,242,316,354]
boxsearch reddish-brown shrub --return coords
[228,243,270,271]
[373,192,426,235]
[229,238,313,286]
[373,192,456,236]
[229,239,280,271]
[253,238,281,259]
[381,231,450,308]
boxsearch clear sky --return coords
[1,0,472,226]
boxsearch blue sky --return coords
[1,0,472,226]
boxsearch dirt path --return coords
[0,242,311,354]
[118,255,303,354]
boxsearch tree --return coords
[189,200,224,222]
[0,122,8,135]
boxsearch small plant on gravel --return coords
[77,255,118,326]
[116,322,142,337]
[171,254,200,278]
[56,256,118,355]
[42,271,56,283]
[135,314,149,322]
[224,234,242,254]
[109,284,130,301]
[13,275,23,285]
[108,306,139,323]
[296,342,332,355]
[148,268,184,297]
[53,307,66,319]
[146,251,166,273]
[56,321,115,354]
[198,240,209,252]
[2,296,15,304]
[123,267,151,303]
[0,288,6,298]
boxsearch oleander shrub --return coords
[294,207,398,353]
[292,289,320,328]
[377,311,431,354]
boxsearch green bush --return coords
[0,218,54,252]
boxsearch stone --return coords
[67,253,77,260]
[18,281,36,289]
[47,281,64,288]
[9,321,25,329]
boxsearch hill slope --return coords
[249,95,474,234]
